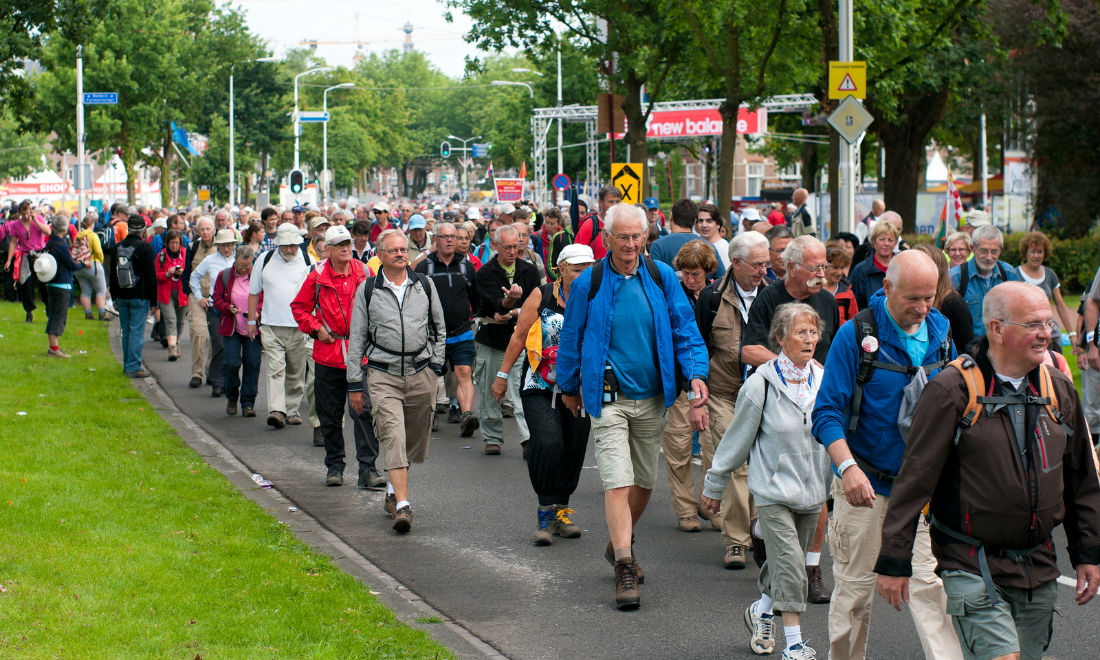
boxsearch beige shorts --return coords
[367,367,437,470]
[590,394,667,490]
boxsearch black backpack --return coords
[116,244,138,288]
[955,259,1009,297]
[586,256,665,301]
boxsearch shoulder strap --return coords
[414,271,437,340]
[949,356,985,444]
[425,257,435,276]
[643,256,664,294]
[957,260,970,295]
[847,307,880,435]
[587,260,604,302]
[220,267,232,290]
[1037,363,1073,436]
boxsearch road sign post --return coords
[82,92,118,105]
[610,163,643,204]
[552,173,572,191]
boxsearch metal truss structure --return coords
[530,94,819,206]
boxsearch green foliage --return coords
[1001,231,1100,294]
[0,302,453,659]
[0,111,49,180]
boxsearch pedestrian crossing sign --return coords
[829,61,866,100]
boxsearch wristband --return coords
[247,320,257,326]
[496,371,510,380]
[837,458,857,475]
[1088,331,1096,344]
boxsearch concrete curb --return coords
[110,322,507,660]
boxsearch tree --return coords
[0,111,50,180]
[673,0,818,222]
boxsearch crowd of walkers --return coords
[4,190,1099,660]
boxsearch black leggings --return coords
[19,268,47,313]
[521,390,590,507]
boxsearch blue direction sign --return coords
[471,143,489,158]
[552,173,572,191]
[83,92,118,105]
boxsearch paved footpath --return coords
[124,326,1097,659]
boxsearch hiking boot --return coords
[744,601,776,655]
[724,545,747,570]
[126,369,151,378]
[604,539,644,584]
[312,428,324,447]
[750,518,767,568]
[84,311,94,320]
[782,641,817,660]
[358,467,386,489]
[25,312,32,323]
[447,405,461,424]
[286,414,303,425]
[501,401,514,418]
[806,565,830,604]
[484,443,501,456]
[168,345,180,361]
[551,505,582,538]
[98,312,110,321]
[698,505,720,531]
[431,412,439,432]
[325,469,343,487]
[188,376,202,389]
[242,407,256,418]
[613,558,641,610]
[521,440,528,460]
[460,411,479,437]
[226,401,238,416]
[383,493,397,518]
[267,411,286,429]
[47,348,72,358]
[211,386,225,398]
[435,402,449,415]
[392,505,413,533]
[678,517,702,533]
[533,508,554,546]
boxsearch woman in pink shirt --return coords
[212,244,263,417]
[3,201,51,322]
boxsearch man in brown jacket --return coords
[694,230,770,569]
[876,282,1100,660]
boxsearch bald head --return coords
[752,221,771,234]
[883,250,939,331]
[983,282,1048,335]
[880,210,903,232]
[984,282,1054,374]
[871,199,886,216]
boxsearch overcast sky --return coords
[235,0,493,78]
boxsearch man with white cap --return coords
[291,224,383,488]
[248,223,313,429]
[189,228,238,397]
[369,202,395,242]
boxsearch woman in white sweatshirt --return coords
[702,302,830,660]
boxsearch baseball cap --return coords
[498,203,516,215]
[309,216,331,230]
[643,197,659,210]
[557,244,595,266]
[292,205,305,213]
[374,201,391,213]
[152,217,168,229]
[275,223,302,246]
[408,214,427,230]
[740,207,762,221]
[324,225,352,245]
[465,207,481,220]
[965,209,991,228]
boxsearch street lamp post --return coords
[229,57,278,207]
[322,82,355,204]
[490,80,534,99]
[293,66,332,170]
[446,134,482,202]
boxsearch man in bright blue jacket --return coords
[558,203,709,611]
[811,250,962,660]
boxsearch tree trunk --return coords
[620,72,649,201]
[716,100,740,231]
[121,144,137,205]
[159,128,173,208]
[800,139,818,190]
[871,88,950,232]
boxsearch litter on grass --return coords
[16,412,27,416]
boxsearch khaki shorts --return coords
[940,569,1057,660]
[590,395,667,490]
[367,367,436,471]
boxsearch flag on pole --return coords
[934,168,965,248]
[485,161,494,180]
[519,161,527,179]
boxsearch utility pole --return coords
[557,41,564,202]
[76,45,87,216]
[229,71,235,206]
[446,134,481,202]
[838,0,855,234]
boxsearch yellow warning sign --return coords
[610,163,643,204]
[829,61,866,100]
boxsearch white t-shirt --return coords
[382,270,411,305]
[249,249,310,327]
[736,283,758,323]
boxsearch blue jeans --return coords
[117,299,149,373]
[223,332,262,408]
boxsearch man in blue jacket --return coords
[558,203,710,611]
[949,223,1019,339]
[811,250,961,660]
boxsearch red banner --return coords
[494,178,524,202]
[617,107,766,139]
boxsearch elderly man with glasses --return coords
[949,224,1020,339]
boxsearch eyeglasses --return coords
[792,329,820,340]
[797,263,828,274]
[612,233,645,244]
[741,260,769,271]
[436,235,456,240]
[497,243,520,252]
[995,318,1057,334]
[380,247,408,254]
[975,248,1001,257]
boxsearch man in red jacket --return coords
[572,184,622,260]
[291,225,373,487]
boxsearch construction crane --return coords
[301,13,368,62]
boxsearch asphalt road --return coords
[134,327,1099,660]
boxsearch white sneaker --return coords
[744,601,775,655]
[781,642,816,660]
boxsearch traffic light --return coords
[440,141,451,158]
[289,169,304,195]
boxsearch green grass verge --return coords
[0,302,452,659]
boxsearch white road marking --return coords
[1057,575,1077,588]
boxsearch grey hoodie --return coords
[345,267,446,384]
[702,357,830,513]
